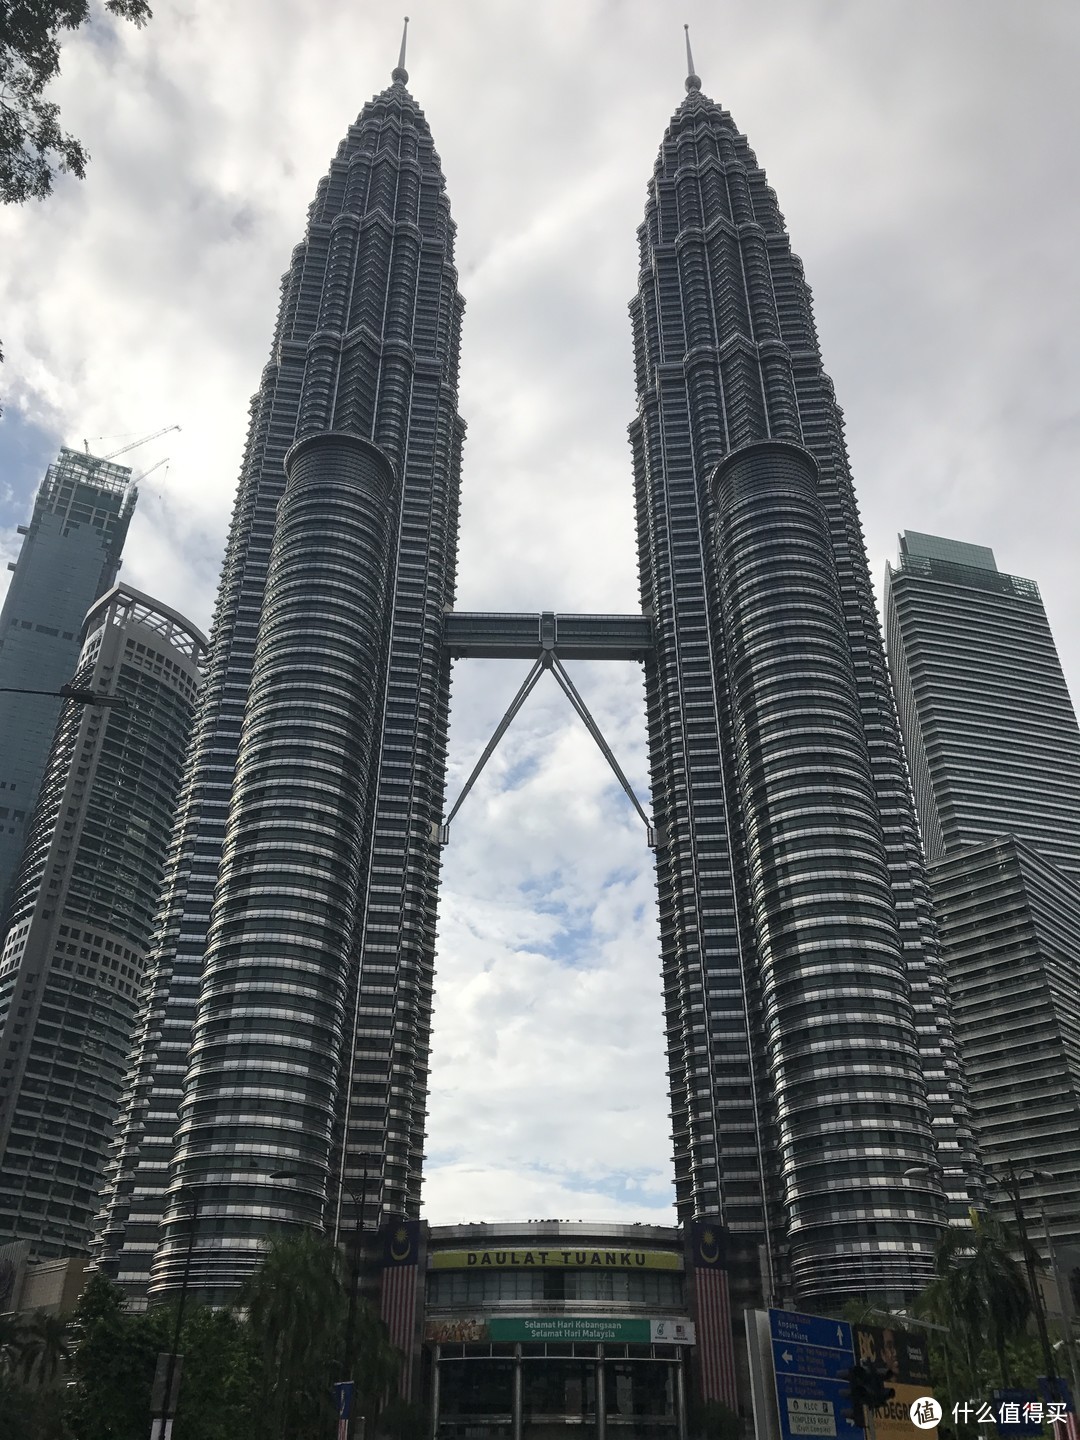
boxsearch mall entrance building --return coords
[382,1220,737,1440]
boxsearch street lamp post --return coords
[0,684,127,707]
[156,1194,198,1440]
[339,1165,372,1381]
[269,1160,377,1434]
[993,1163,1057,1386]
[1004,1168,1080,1399]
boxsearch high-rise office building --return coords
[0,585,205,1255]
[98,39,968,1318]
[628,57,969,1304]
[930,837,1080,1251]
[97,37,465,1304]
[0,450,136,917]
[885,531,1080,875]
[886,534,1080,1251]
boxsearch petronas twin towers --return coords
[96,35,973,1311]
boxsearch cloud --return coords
[1,0,1079,1227]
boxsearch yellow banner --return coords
[431,1247,682,1271]
[868,1383,938,1440]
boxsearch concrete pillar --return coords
[430,1344,440,1440]
[595,1345,606,1440]
[512,1343,523,1440]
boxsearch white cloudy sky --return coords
[2,1,1079,1229]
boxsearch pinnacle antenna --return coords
[392,15,409,83]
[684,23,701,92]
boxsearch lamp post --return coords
[902,1163,967,1418]
[0,684,127,707]
[156,1193,198,1440]
[996,1167,1080,1399]
[269,1160,377,1429]
[987,1163,1057,1387]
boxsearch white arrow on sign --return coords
[782,1351,794,1364]
[836,1326,844,1347]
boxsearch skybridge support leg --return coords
[436,650,664,849]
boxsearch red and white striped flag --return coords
[380,1219,421,1397]
[688,1219,738,1410]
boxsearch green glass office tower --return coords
[0,450,136,919]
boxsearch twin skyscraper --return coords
[68,34,972,1311]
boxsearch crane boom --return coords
[102,424,180,461]
[131,457,169,486]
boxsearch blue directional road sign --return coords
[769,1309,864,1440]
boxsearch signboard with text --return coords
[423,1315,695,1345]
[770,1310,863,1440]
[430,1246,682,1271]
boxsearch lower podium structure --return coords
[384,1220,738,1440]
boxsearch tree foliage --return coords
[690,1399,742,1440]
[18,1312,71,1386]
[3,1236,403,1440]
[66,1271,169,1440]
[238,1229,401,1440]
[0,0,152,205]
[917,1213,1033,1389]
[240,1228,346,1440]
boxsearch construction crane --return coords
[132,457,169,491]
[82,424,180,460]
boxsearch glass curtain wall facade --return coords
[929,837,1080,1251]
[0,586,205,1255]
[884,532,1080,875]
[95,55,465,1303]
[0,450,136,918]
[631,70,972,1304]
[886,534,1080,1255]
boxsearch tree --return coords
[349,1298,401,1430]
[64,1270,261,1440]
[164,1306,258,1440]
[378,1398,429,1440]
[1,1,153,205]
[18,1311,70,1387]
[918,1214,1033,1389]
[690,1399,741,1440]
[239,1229,347,1440]
[0,1314,22,1372]
[65,1270,167,1440]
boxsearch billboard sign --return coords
[852,1323,937,1440]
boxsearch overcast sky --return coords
[1,1,1078,1230]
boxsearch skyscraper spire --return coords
[683,23,701,91]
[392,14,409,84]
[630,51,976,1305]
[96,50,465,1306]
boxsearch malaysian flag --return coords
[687,1218,738,1409]
[380,1219,421,1397]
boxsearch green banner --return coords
[488,1317,652,1343]
[424,1316,697,1346]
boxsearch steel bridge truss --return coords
[437,610,662,848]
